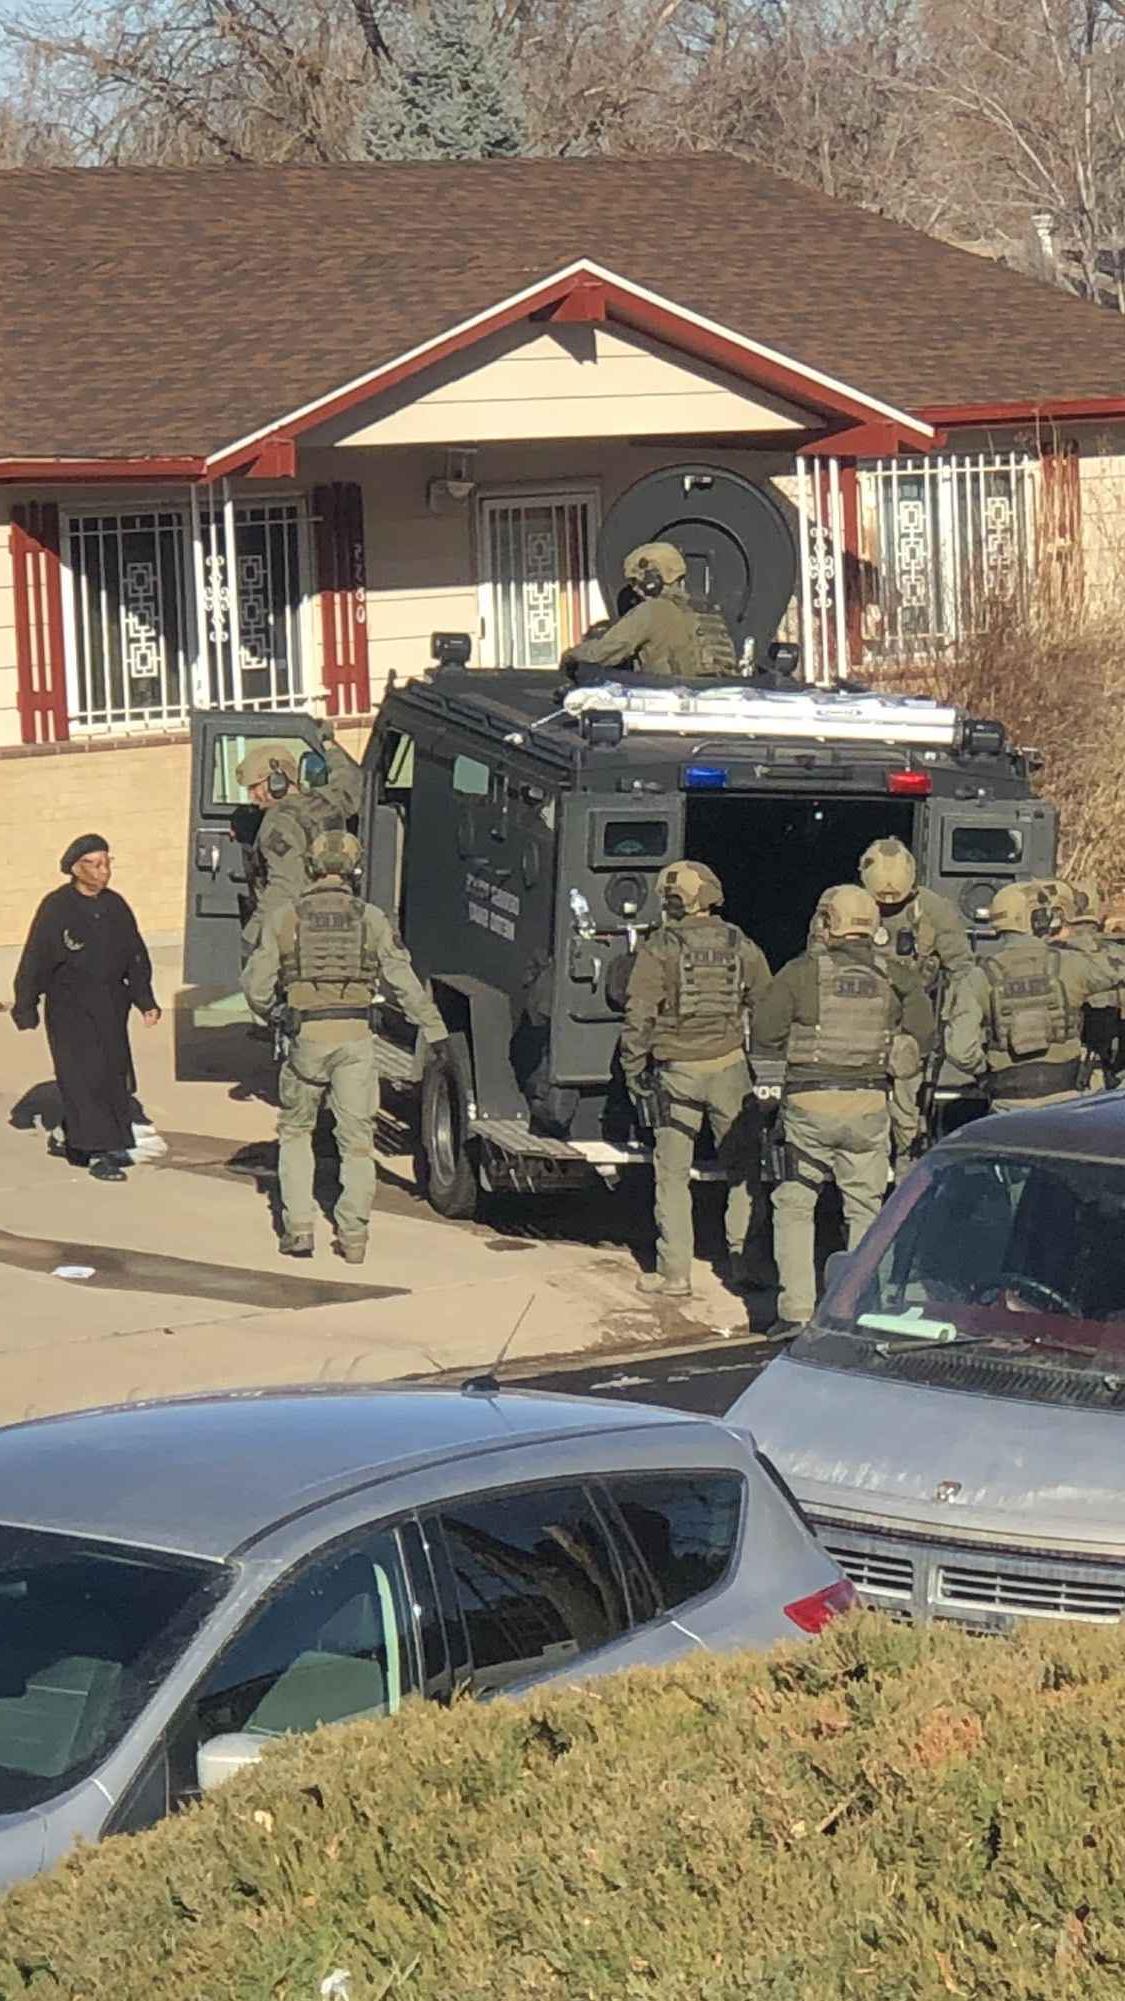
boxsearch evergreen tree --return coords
[365,0,530,161]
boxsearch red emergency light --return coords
[885,769,933,797]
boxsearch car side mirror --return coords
[196,1731,265,1793]
[823,1250,852,1291]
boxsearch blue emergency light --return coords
[683,765,729,790]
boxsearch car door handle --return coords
[194,833,224,879]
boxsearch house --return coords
[1,152,1124,947]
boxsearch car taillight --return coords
[886,769,932,796]
[783,1578,857,1633]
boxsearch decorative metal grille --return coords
[65,510,191,731]
[859,451,1038,656]
[63,496,309,733]
[479,492,603,669]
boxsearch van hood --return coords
[731,1352,1125,1553]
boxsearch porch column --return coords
[795,455,851,685]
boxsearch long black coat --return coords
[12,885,156,1155]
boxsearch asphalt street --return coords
[503,1336,778,1414]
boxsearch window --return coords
[857,453,1037,657]
[63,497,310,733]
[0,1528,225,1814]
[383,732,415,796]
[949,826,1024,867]
[453,753,491,798]
[604,1473,744,1611]
[601,819,670,861]
[171,1527,414,1803]
[436,1484,631,1692]
[209,732,313,807]
[478,491,604,669]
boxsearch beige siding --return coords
[322,324,815,449]
[1076,439,1125,611]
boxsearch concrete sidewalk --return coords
[0,944,750,1423]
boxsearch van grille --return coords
[939,1564,1125,1624]
[824,1544,914,1599]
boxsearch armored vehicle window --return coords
[383,732,414,794]
[453,754,491,798]
[950,826,1023,866]
[603,819,670,860]
[210,734,309,807]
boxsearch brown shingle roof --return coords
[2,154,1124,458]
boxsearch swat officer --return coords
[562,543,738,681]
[859,836,972,1161]
[1039,877,1125,1088]
[756,885,934,1334]
[620,861,771,1300]
[945,882,1107,1112]
[237,721,363,944]
[242,829,449,1262]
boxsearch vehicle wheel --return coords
[421,1032,479,1218]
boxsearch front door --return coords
[183,710,325,989]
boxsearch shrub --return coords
[4,1616,1125,1998]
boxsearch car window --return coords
[169,1527,415,1805]
[452,753,490,798]
[436,1484,631,1693]
[0,1529,226,1815]
[602,1473,744,1612]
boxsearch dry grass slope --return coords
[3,1617,1125,1999]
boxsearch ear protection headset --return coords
[636,566,664,599]
[1030,903,1052,938]
[266,759,291,800]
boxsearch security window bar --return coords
[860,452,1038,657]
[198,499,307,711]
[479,491,603,669]
[65,510,191,732]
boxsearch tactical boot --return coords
[636,1272,692,1299]
[279,1231,314,1258]
[337,1236,368,1266]
[766,1317,801,1340]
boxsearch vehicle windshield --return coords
[817,1147,1125,1365]
[0,1527,228,1813]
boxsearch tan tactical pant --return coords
[653,1052,755,1285]
[890,1071,921,1156]
[772,1090,890,1324]
[278,1032,379,1242]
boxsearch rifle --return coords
[915,966,949,1148]
[629,1065,667,1134]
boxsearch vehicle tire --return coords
[421,1032,479,1218]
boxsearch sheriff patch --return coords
[266,829,292,858]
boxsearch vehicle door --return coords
[183,710,325,988]
[107,1518,429,1834]
[919,794,1058,941]
[551,793,685,1085]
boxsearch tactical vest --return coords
[787,950,895,1085]
[280,884,374,1019]
[983,941,1072,1067]
[669,919,743,1031]
[690,603,739,678]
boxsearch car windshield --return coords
[816,1148,1125,1367]
[0,1526,228,1813]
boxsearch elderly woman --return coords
[11,835,161,1182]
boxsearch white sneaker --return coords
[128,1124,169,1165]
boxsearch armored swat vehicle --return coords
[184,653,1056,1216]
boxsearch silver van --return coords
[729,1096,1125,1631]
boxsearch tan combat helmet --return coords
[656,860,723,915]
[623,542,687,595]
[990,883,1038,933]
[859,836,917,906]
[815,884,880,940]
[308,830,362,879]
[1070,877,1104,924]
[235,742,299,793]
